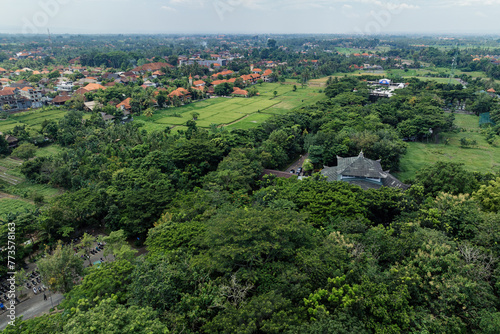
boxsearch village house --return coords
[116,97,132,114]
[261,69,274,82]
[0,87,32,111]
[0,132,19,149]
[19,86,44,108]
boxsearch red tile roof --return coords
[262,69,273,76]
[132,62,174,73]
[232,89,248,96]
[168,87,190,98]
[84,83,106,91]
[211,79,227,86]
[52,95,72,104]
[116,97,132,110]
[74,87,89,96]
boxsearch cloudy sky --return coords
[1,0,500,35]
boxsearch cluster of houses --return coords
[0,40,279,116]
[472,55,500,65]
[0,78,46,112]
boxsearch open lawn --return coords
[35,144,65,158]
[397,114,500,181]
[136,82,325,131]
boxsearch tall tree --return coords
[37,242,84,293]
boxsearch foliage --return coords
[63,297,169,334]
[473,177,500,212]
[37,242,84,293]
[12,143,37,161]
[414,161,480,197]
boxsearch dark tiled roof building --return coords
[321,152,409,190]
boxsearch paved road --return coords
[286,153,309,174]
[0,239,114,330]
[0,292,64,330]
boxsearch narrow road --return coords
[0,292,64,330]
[0,239,114,330]
[286,153,309,173]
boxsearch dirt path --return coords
[220,114,251,127]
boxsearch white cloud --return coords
[161,5,177,11]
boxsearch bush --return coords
[459,137,477,148]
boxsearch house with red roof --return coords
[84,83,107,92]
[116,97,132,114]
[211,79,228,87]
[168,87,191,102]
[232,88,248,97]
[193,80,206,87]
[132,62,174,74]
[211,70,234,79]
[52,95,72,106]
[261,69,273,82]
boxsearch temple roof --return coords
[321,152,409,190]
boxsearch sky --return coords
[1,0,500,35]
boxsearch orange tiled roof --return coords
[211,79,227,86]
[74,87,89,95]
[240,74,253,81]
[84,83,106,91]
[117,97,132,109]
[262,69,273,76]
[233,89,248,96]
[168,87,190,98]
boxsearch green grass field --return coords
[0,108,91,133]
[135,83,325,131]
[397,114,500,181]
[0,146,63,206]
[0,197,35,219]
[226,113,274,130]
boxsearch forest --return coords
[2,68,500,333]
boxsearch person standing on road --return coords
[43,293,47,301]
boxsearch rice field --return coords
[0,108,91,132]
[135,82,325,131]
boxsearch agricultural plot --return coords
[0,119,20,133]
[397,114,500,181]
[0,148,62,212]
[137,82,326,131]
[0,198,35,219]
[0,108,90,133]
[226,113,274,130]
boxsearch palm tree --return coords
[143,108,154,118]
